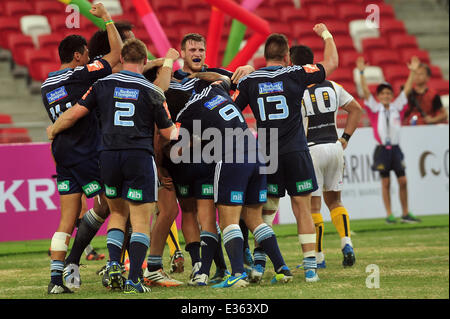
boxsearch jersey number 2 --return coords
[114,102,135,127]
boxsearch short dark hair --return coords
[58,35,87,64]
[181,33,206,50]
[418,63,432,77]
[88,21,134,60]
[264,34,289,61]
[376,83,394,95]
[290,45,314,66]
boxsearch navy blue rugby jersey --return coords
[234,64,326,155]
[175,80,257,162]
[78,70,173,154]
[41,59,112,167]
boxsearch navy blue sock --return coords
[147,255,163,272]
[106,229,124,263]
[185,241,201,266]
[128,232,149,283]
[253,247,267,268]
[223,224,245,276]
[254,224,285,271]
[239,219,250,250]
[199,231,218,276]
[50,260,64,286]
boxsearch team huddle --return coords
[43,3,362,294]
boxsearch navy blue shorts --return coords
[267,151,318,197]
[214,160,267,206]
[99,150,158,203]
[372,145,406,178]
[56,156,103,197]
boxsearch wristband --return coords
[163,59,174,68]
[105,20,114,26]
[341,133,351,142]
[321,30,333,40]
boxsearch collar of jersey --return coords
[48,68,72,77]
[260,65,283,71]
[119,70,146,79]
[174,66,208,80]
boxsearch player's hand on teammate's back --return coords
[231,65,255,84]
[165,48,180,61]
[90,3,110,20]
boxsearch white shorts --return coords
[309,142,344,196]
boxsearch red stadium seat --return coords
[194,9,211,27]
[399,48,431,65]
[326,21,349,36]
[382,65,410,84]
[327,0,364,5]
[297,35,324,53]
[338,4,366,22]
[0,128,32,144]
[119,0,136,15]
[253,57,266,70]
[293,21,316,39]
[389,34,418,50]
[165,10,192,27]
[48,14,69,32]
[182,0,210,11]
[301,0,329,6]
[270,23,294,39]
[279,7,308,24]
[378,3,396,19]
[0,114,13,124]
[368,49,401,69]
[341,51,363,68]
[133,28,151,45]
[152,0,180,14]
[38,33,63,50]
[0,16,21,50]
[8,34,35,66]
[308,5,336,22]
[334,35,356,53]
[379,19,407,38]
[255,7,280,23]
[4,1,33,17]
[334,80,358,97]
[25,48,56,81]
[429,65,443,79]
[361,37,388,52]
[178,25,206,42]
[428,79,450,95]
[35,1,66,17]
[328,67,354,83]
[37,61,60,82]
[269,0,297,9]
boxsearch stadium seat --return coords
[297,35,324,53]
[38,33,64,50]
[133,28,151,45]
[379,18,407,38]
[349,19,380,52]
[269,0,296,9]
[182,0,210,11]
[341,51,362,68]
[354,66,385,96]
[20,15,52,45]
[279,7,308,24]
[119,0,136,15]
[36,61,60,82]
[326,21,349,37]
[270,23,294,39]
[293,21,316,39]
[338,4,366,23]
[152,0,180,15]
[361,37,388,52]
[255,8,280,23]
[378,3,396,19]
[0,128,32,144]
[429,65,444,79]
[4,1,33,17]
[34,1,66,18]
[194,9,211,27]
[368,49,401,69]
[165,10,193,27]
[334,35,356,53]
[399,48,431,65]
[179,25,205,41]
[0,114,13,124]
[300,0,328,6]
[428,79,450,96]
[0,16,21,49]
[93,0,123,17]
[308,5,336,21]
[253,57,266,70]
[8,34,35,67]
[382,65,410,84]
[327,0,364,5]
[389,34,418,50]
[328,67,354,83]
[25,48,56,81]
[48,14,69,32]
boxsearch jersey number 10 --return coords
[302,87,337,116]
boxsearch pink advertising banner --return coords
[0,143,279,243]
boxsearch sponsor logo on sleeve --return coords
[46,86,68,105]
[258,81,284,94]
[303,64,320,73]
[114,87,140,100]
[86,60,105,72]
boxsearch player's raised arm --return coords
[90,3,123,68]
[154,48,180,92]
[356,57,371,101]
[403,56,420,97]
[47,104,90,140]
[314,23,339,77]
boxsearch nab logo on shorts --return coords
[202,184,214,196]
[57,181,70,192]
[230,191,244,204]
[83,181,101,196]
[127,188,143,201]
[296,179,313,193]
[259,190,267,202]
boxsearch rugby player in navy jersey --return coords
[290,45,362,268]
[234,24,339,283]
[48,38,178,294]
[175,72,292,288]
[144,33,255,285]
[41,3,123,294]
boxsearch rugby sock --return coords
[239,219,250,250]
[311,212,325,262]
[253,223,285,271]
[223,224,245,276]
[106,229,124,263]
[213,223,228,270]
[166,221,181,256]
[50,260,64,286]
[330,207,353,249]
[253,247,267,268]
[66,209,105,265]
[299,234,317,265]
[128,233,150,283]
[303,256,318,270]
[185,242,201,267]
[199,231,218,276]
[147,255,163,272]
